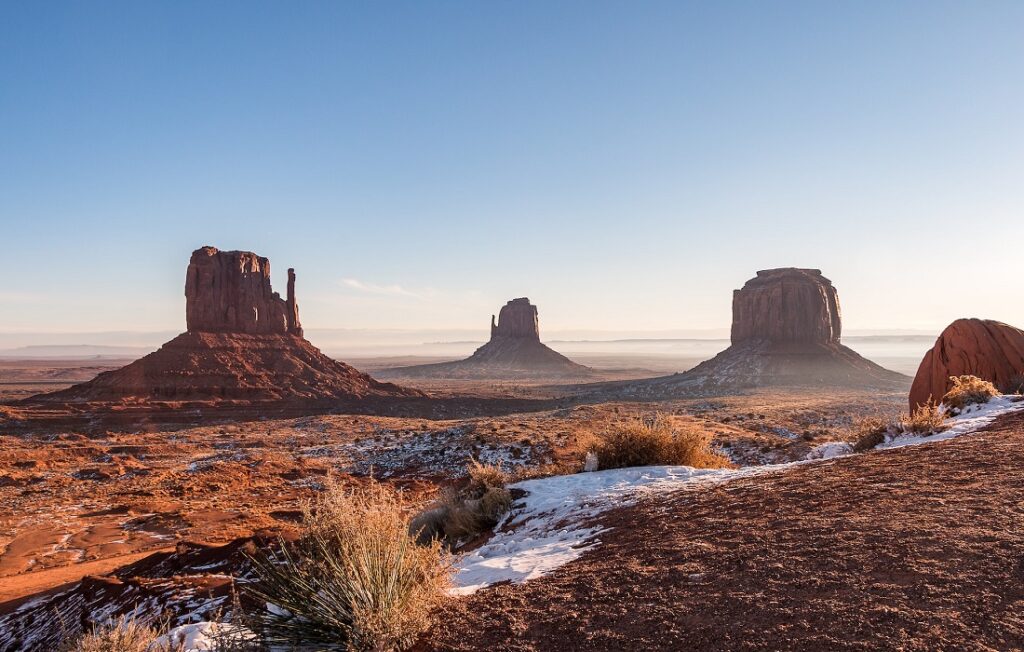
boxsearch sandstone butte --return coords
[597,268,907,398]
[909,318,1024,411]
[28,247,420,405]
[382,297,592,379]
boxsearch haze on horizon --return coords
[2,2,1022,339]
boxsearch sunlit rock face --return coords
[185,246,302,336]
[731,268,841,346]
[909,318,1024,411]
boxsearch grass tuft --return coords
[412,460,514,547]
[942,375,999,412]
[58,615,177,652]
[900,400,949,435]
[247,478,451,652]
[591,414,732,470]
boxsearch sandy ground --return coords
[424,409,1024,651]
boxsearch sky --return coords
[1,1,1022,339]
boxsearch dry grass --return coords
[942,375,999,411]
[412,460,514,547]
[851,416,893,453]
[247,478,451,652]
[58,615,178,652]
[900,400,949,435]
[592,415,732,470]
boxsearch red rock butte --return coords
[909,318,1024,411]
[381,297,592,380]
[597,268,906,398]
[27,247,420,407]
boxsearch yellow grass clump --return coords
[942,375,999,411]
[900,400,949,435]
[248,478,451,652]
[592,415,732,470]
[58,616,178,652]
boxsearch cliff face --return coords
[490,298,541,341]
[731,268,841,346]
[909,318,1024,410]
[185,246,302,336]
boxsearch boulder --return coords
[909,318,1024,411]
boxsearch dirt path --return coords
[425,410,1024,651]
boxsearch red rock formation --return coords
[383,297,591,380]
[595,268,906,399]
[731,268,841,345]
[30,247,419,407]
[909,318,1024,411]
[490,298,540,341]
[185,246,302,336]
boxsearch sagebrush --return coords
[592,415,732,470]
[247,479,451,652]
[900,400,948,435]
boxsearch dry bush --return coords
[58,615,178,652]
[900,400,949,435]
[247,479,451,652]
[592,415,732,470]
[411,460,513,546]
[942,375,999,411]
[851,417,893,452]
[1002,372,1024,395]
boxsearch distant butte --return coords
[25,246,421,408]
[594,268,907,398]
[381,297,593,380]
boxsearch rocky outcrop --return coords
[381,298,592,380]
[491,298,540,341]
[909,319,1024,411]
[29,247,419,407]
[731,268,841,345]
[185,247,302,336]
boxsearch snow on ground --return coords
[879,395,1021,449]
[453,395,1024,595]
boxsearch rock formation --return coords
[909,318,1024,411]
[491,298,540,340]
[381,298,592,380]
[731,268,841,345]
[185,247,302,336]
[29,247,420,407]
[595,268,907,399]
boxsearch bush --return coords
[591,415,732,470]
[942,375,999,411]
[411,460,513,547]
[58,615,176,652]
[851,417,892,452]
[247,479,451,652]
[900,400,948,435]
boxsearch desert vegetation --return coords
[411,460,514,547]
[58,615,176,652]
[246,479,451,652]
[591,414,732,470]
[941,375,999,412]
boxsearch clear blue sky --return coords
[2,1,1022,336]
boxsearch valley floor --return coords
[423,409,1024,651]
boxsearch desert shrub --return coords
[58,615,177,652]
[1002,372,1024,395]
[247,479,451,652]
[851,417,893,452]
[592,415,732,470]
[411,460,514,546]
[942,375,999,411]
[900,400,948,435]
